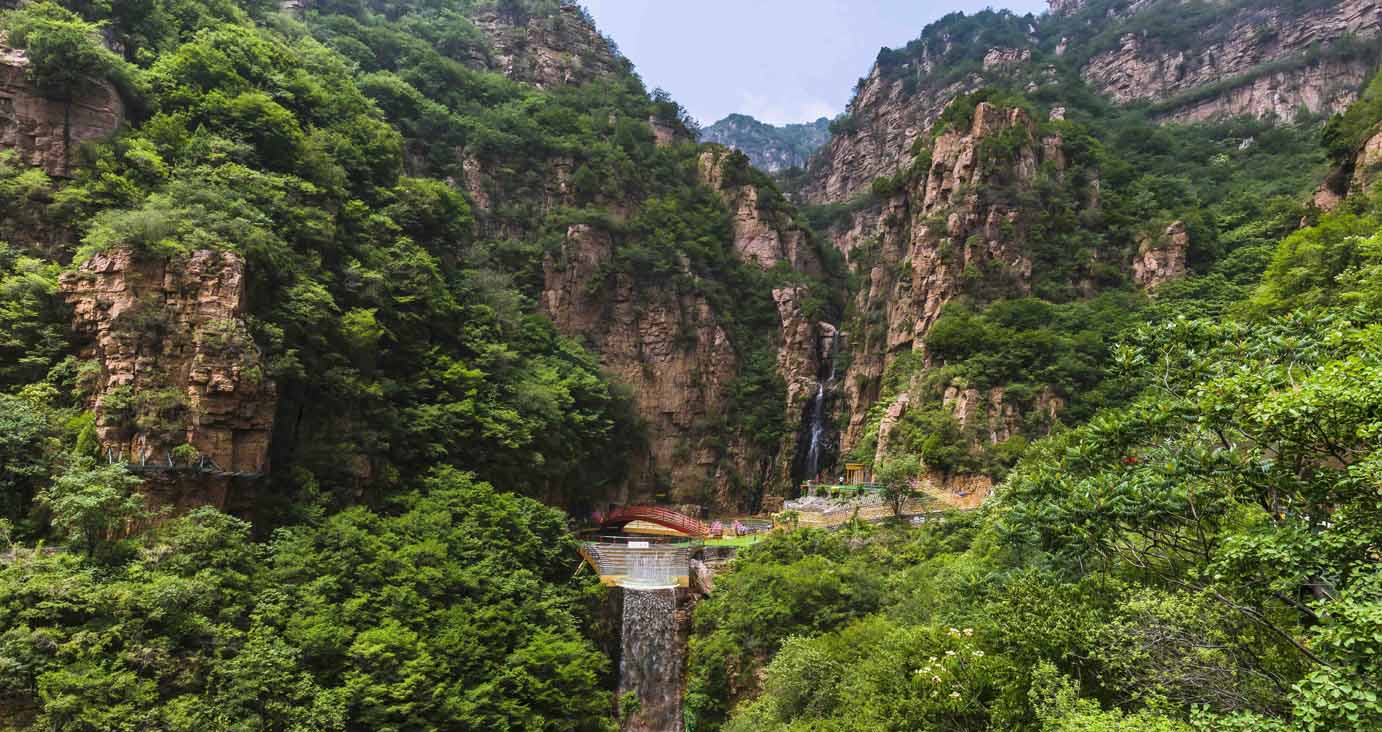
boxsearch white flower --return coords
[972,650,984,657]
[963,628,974,637]
[931,675,942,683]
[950,691,961,699]
[929,656,938,663]
[945,650,957,657]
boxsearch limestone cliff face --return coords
[1133,220,1190,289]
[469,5,621,88]
[800,62,983,205]
[1077,0,1382,122]
[0,46,123,177]
[539,150,826,509]
[60,249,275,509]
[1350,127,1382,195]
[838,103,1065,449]
[542,224,746,507]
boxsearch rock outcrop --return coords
[699,147,823,275]
[0,46,123,177]
[800,62,983,205]
[542,224,748,507]
[61,249,276,510]
[1133,220,1190,289]
[539,151,829,510]
[838,103,1068,449]
[1078,0,1382,122]
[1350,128,1382,195]
[469,4,621,88]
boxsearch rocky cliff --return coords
[539,148,829,510]
[701,114,831,174]
[0,45,123,177]
[1074,0,1382,123]
[468,4,623,88]
[60,249,275,511]
[836,102,1070,450]
[799,0,1381,207]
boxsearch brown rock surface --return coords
[0,46,123,177]
[470,5,620,88]
[1081,0,1382,121]
[1133,220,1190,289]
[839,104,1065,449]
[61,248,276,508]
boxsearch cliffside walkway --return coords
[600,505,711,538]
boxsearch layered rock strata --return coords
[0,46,123,177]
[61,249,276,509]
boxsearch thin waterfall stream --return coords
[796,328,839,482]
[620,588,683,732]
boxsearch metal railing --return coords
[601,505,710,537]
[579,541,692,589]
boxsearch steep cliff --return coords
[1069,0,1382,122]
[799,1,1379,208]
[468,4,623,88]
[0,45,123,177]
[538,146,832,509]
[60,249,275,511]
[836,101,1078,457]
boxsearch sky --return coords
[579,0,1051,127]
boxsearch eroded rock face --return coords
[699,147,822,275]
[542,225,749,508]
[0,46,123,177]
[1133,220,1190,290]
[800,62,983,205]
[838,104,1066,449]
[539,154,828,509]
[61,249,276,509]
[1350,128,1382,195]
[469,5,620,88]
[1081,0,1382,121]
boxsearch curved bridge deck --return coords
[601,505,710,538]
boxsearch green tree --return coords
[36,456,145,558]
[2,3,124,164]
[875,454,923,518]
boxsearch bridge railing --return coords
[580,542,692,589]
[602,505,710,537]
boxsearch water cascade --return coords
[795,328,840,482]
[620,588,683,732]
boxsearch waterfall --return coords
[803,382,828,479]
[795,329,839,483]
[620,589,683,732]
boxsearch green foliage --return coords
[2,2,125,102]
[0,471,616,731]
[36,456,146,559]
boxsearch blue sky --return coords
[580,1,1051,126]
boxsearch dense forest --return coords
[0,0,1379,730]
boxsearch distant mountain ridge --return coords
[701,114,832,173]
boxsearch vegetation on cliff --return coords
[689,184,1382,730]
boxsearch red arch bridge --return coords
[598,505,711,538]
[577,506,712,589]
